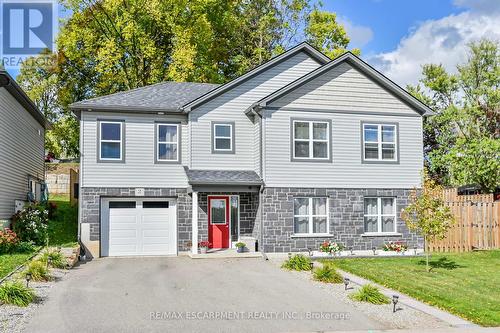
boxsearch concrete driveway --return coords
[26,257,387,333]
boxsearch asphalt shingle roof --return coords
[185,169,262,185]
[70,82,220,112]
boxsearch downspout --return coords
[251,106,266,257]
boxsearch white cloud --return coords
[338,16,374,49]
[369,4,500,87]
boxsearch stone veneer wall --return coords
[197,192,259,243]
[80,187,192,251]
[261,187,422,253]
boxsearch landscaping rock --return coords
[0,269,68,333]
[270,258,449,330]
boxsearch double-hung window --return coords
[212,122,234,153]
[99,121,123,161]
[362,123,397,162]
[364,197,397,234]
[293,197,329,235]
[156,123,179,162]
[292,120,330,161]
[363,123,398,162]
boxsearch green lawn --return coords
[333,251,500,326]
[47,194,78,247]
[0,252,35,279]
[0,195,77,280]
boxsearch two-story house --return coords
[0,70,48,227]
[71,42,432,258]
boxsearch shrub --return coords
[281,254,312,271]
[40,250,67,269]
[350,284,390,304]
[235,242,246,248]
[313,264,343,283]
[11,204,48,245]
[23,260,50,281]
[15,241,37,253]
[0,229,19,254]
[0,281,35,307]
[48,202,57,219]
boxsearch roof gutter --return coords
[0,71,51,129]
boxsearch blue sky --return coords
[323,0,462,54]
[325,0,500,86]
[4,0,500,86]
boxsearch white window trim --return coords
[363,123,397,161]
[363,197,397,234]
[157,123,179,162]
[100,121,123,161]
[293,120,330,160]
[213,123,233,151]
[293,197,329,235]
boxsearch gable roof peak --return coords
[251,50,434,116]
[181,42,330,112]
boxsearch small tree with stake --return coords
[401,172,455,272]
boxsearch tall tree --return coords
[409,39,500,192]
[304,9,360,58]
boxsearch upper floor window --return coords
[212,122,234,154]
[293,197,329,235]
[292,119,330,161]
[156,123,179,163]
[364,197,396,234]
[362,123,397,162]
[99,121,123,162]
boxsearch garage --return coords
[101,198,177,257]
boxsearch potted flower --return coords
[198,241,211,254]
[235,242,246,253]
[319,241,332,255]
[319,241,344,256]
[383,241,408,254]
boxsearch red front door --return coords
[208,196,230,248]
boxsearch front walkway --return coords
[25,257,388,333]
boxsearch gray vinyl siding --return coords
[263,109,422,188]
[0,88,45,219]
[81,111,189,188]
[189,51,321,170]
[253,117,261,176]
[270,62,419,116]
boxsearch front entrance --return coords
[208,196,230,248]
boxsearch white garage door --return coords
[102,199,177,256]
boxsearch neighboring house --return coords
[71,42,432,258]
[0,70,49,226]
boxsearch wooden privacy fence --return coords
[429,201,500,252]
[442,187,494,202]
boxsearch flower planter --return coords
[237,247,244,253]
[200,247,208,254]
